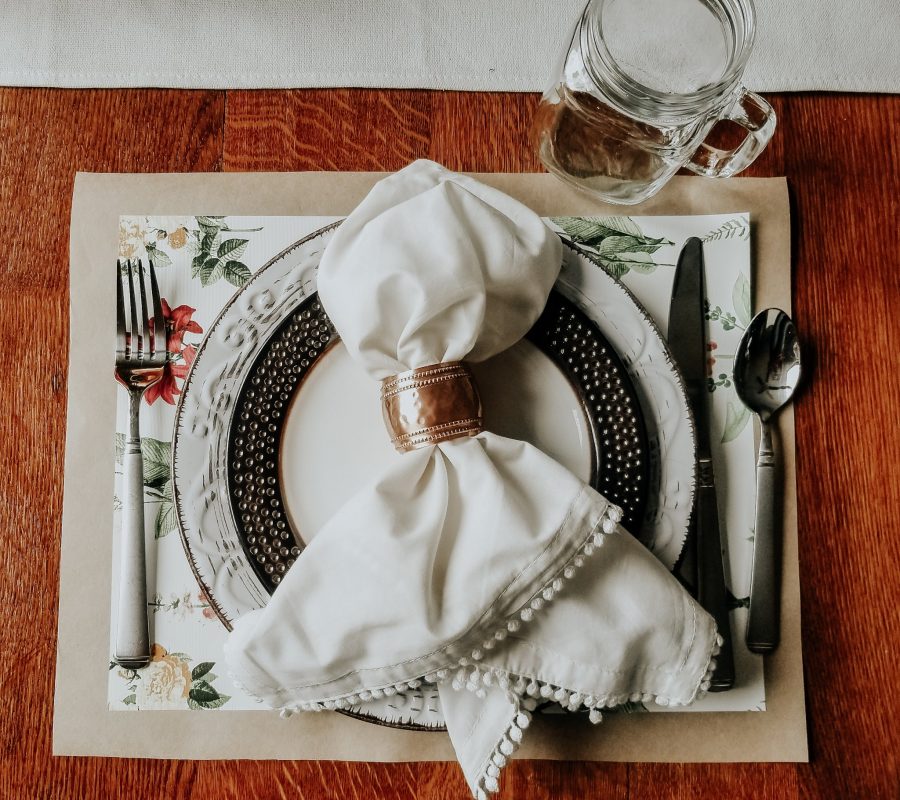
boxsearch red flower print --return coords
[161,299,203,353]
[198,589,216,619]
[705,341,718,376]
[144,299,203,406]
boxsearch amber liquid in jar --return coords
[534,85,678,204]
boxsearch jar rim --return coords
[581,0,757,120]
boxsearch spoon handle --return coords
[747,419,781,653]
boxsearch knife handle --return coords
[746,420,781,653]
[695,459,735,691]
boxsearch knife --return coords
[667,237,735,691]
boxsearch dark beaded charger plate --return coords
[227,289,649,596]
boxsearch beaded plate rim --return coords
[226,288,648,596]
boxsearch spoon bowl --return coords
[734,309,802,422]
[733,308,802,654]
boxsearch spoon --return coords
[733,308,802,653]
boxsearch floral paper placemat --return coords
[109,212,763,713]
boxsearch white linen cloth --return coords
[1,1,897,92]
[224,160,720,798]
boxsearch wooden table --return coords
[0,89,897,799]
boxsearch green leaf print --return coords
[158,216,264,288]
[191,662,215,681]
[154,480,176,539]
[553,215,652,247]
[552,216,621,245]
[110,643,233,710]
[114,435,170,488]
[188,694,232,710]
[189,680,220,702]
[196,216,226,227]
[199,256,225,286]
[223,260,251,287]
[721,401,752,443]
[598,260,630,280]
[706,303,738,331]
[702,217,750,243]
[216,238,249,261]
[191,252,206,278]
[596,234,669,257]
[145,244,172,269]
[188,678,232,709]
[141,438,171,488]
[732,273,752,328]
[552,216,673,279]
[606,251,658,274]
[589,216,643,237]
[200,230,220,256]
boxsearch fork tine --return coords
[136,258,149,358]
[126,260,140,358]
[147,259,167,358]
[116,260,127,355]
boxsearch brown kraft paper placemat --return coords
[55,172,806,762]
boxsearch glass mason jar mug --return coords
[532,0,776,205]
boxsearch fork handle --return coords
[115,390,151,669]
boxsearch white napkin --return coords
[225,160,719,798]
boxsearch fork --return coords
[114,258,167,669]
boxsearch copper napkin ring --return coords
[381,362,483,452]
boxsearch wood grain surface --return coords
[1,87,898,799]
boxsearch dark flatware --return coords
[734,308,802,653]
[667,237,735,691]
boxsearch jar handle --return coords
[685,89,777,177]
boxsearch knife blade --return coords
[667,237,735,691]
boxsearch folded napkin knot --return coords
[380,361,483,452]
[224,160,719,800]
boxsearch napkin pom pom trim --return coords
[473,503,620,657]
[240,501,628,723]
[522,697,538,712]
[476,707,532,798]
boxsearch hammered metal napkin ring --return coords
[381,362,483,452]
